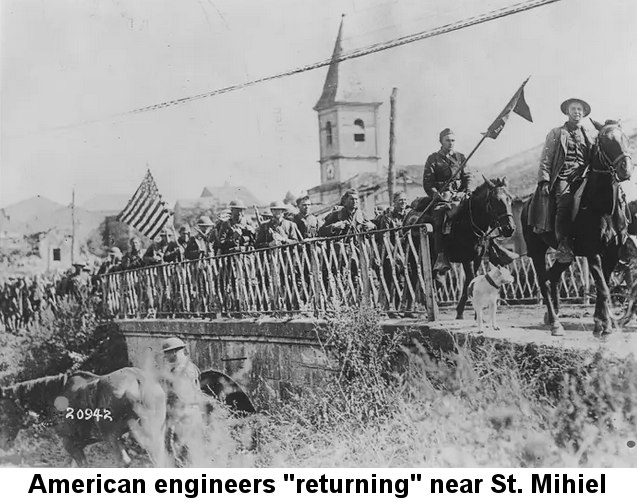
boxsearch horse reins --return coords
[468,187,513,241]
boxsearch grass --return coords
[2,306,636,468]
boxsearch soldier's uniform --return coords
[535,98,594,263]
[255,202,302,248]
[217,203,256,255]
[161,337,204,467]
[121,248,144,270]
[171,225,192,262]
[423,128,471,275]
[184,217,216,261]
[292,213,320,240]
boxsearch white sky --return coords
[2,0,637,208]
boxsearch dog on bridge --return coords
[467,265,514,332]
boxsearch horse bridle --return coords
[593,132,632,180]
[469,187,514,239]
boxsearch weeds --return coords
[2,304,636,467]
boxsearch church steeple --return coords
[314,16,382,185]
[314,15,344,112]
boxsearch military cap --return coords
[340,188,359,206]
[296,195,312,206]
[229,199,247,209]
[109,247,123,258]
[196,216,214,227]
[269,201,288,211]
[162,337,186,353]
[72,262,86,268]
[439,128,455,141]
[560,98,591,117]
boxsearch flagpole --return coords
[420,77,532,216]
[420,134,486,216]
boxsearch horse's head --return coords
[0,388,27,451]
[593,120,633,181]
[482,176,516,238]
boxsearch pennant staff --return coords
[421,76,533,215]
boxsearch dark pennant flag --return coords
[485,76,533,139]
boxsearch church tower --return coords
[314,17,382,185]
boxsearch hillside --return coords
[0,196,66,233]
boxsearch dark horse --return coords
[521,121,634,336]
[404,177,516,319]
[0,367,170,467]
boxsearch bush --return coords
[0,295,128,385]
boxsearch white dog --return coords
[468,265,514,331]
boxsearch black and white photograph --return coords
[1,0,637,472]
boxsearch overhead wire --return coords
[33,0,563,133]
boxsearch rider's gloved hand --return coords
[540,181,550,197]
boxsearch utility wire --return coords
[40,0,563,132]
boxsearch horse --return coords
[0,367,170,467]
[521,120,634,337]
[404,176,516,319]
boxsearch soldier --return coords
[144,229,177,265]
[68,263,91,299]
[173,225,192,261]
[217,200,256,255]
[377,191,409,232]
[292,196,320,240]
[184,217,216,261]
[423,127,471,277]
[318,189,376,237]
[98,247,123,275]
[161,337,204,466]
[121,237,145,270]
[531,98,594,263]
[256,201,302,249]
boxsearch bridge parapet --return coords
[102,225,438,321]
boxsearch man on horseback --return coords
[423,128,471,277]
[533,98,594,263]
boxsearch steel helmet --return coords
[162,337,186,353]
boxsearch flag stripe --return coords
[117,170,171,239]
[139,200,165,235]
[120,176,152,224]
[147,211,170,240]
[128,195,155,229]
[118,174,150,221]
[133,197,160,230]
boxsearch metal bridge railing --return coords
[102,225,438,320]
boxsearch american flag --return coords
[117,170,172,239]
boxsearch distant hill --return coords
[0,196,66,233]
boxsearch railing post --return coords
[419,226,438,321]
[359,235,372,306]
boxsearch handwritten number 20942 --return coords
[65,408,112,422]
